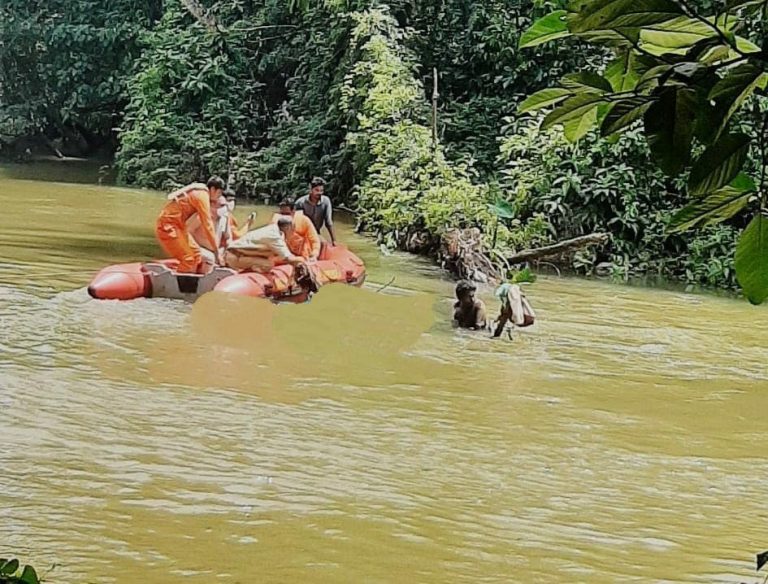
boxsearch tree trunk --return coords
[431,67,439,150]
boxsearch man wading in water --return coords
[453,280,536,337]
[452,280,488,330]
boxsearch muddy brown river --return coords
[1,162,767,583]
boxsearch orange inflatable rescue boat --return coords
[87,244,366,302]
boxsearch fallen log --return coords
[506,232,610,264]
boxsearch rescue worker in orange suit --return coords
[155,176,225,273]
[270,198,321,261]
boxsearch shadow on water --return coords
[0,158,116,185]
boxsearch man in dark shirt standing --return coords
[295,177,337,247]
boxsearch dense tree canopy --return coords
[1,0,765,298]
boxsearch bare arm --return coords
[475,301,487,330]
[324,199,337,245]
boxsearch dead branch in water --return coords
[506,233,610,264]
[441,228,500,283]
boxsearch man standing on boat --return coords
[294,177,337,247]
[155,177,225,273]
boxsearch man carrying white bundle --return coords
[492,282,536,338]
[224,217,304,273]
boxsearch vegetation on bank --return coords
[1,0,766,296]
[521,0,768,303]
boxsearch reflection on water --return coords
[1,163,768,583]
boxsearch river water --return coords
[1,163,767,583]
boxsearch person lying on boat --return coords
[492,283,536,338]
[155,177,225,274]
[452,280,487,330]
[224,217,306,273]
[295,177,337,247]
[270,198,321,261]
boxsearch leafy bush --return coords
[497,115,741,287]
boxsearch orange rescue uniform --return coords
[270,211,321,259]
[155,185,218,273]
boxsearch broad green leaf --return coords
[639,16,717,50]
[580,28,639,46]
[518,88,572,113]
[644,87,698,175]
[542,93,606,131]
[563,105,599,141]
[601,96,656,135]
[567,0,684,34]
[20,565,39,584]
[688,133,751,196]
[519,11,571,48]
[562,72,613,92]
[668,173,754,232]
[635,64,673,92]
[736,214,768,304]
[736,35,761,54]
[605,51,646,91]
[709,63,768,137]
[699,44,732,65]
[1,559,19,575]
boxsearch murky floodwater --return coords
[1,162,768,584]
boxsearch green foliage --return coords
[497,115,742,287]
[0,559,39,584]
[116,0,278,189]
[0,0,157,154]
[736,214,768,304]
[511,267,537,283]
[340,7,496,248]
[521,0,768,301]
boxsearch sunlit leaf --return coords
[563,104,599,141]
[562,71,613,92]
[668,173,754,232]
[736,214,768,304]
[542,93,606,131]
[639,16,718,50]
[688,133,751,196]
[519,11,571,48]
[604,51,648,91]
[518,88,573,113]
